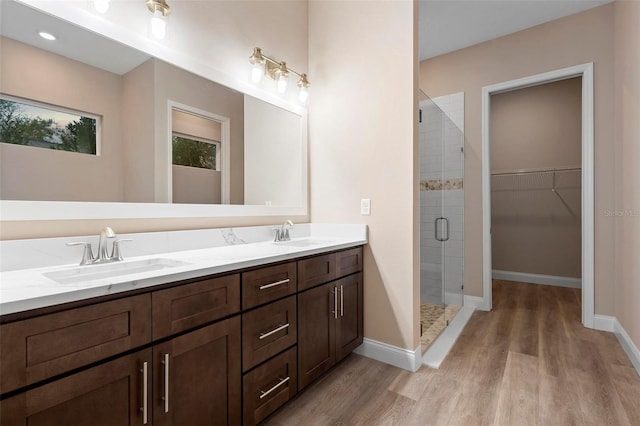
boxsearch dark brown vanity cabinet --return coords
[1,348,152,426]
[298,248,363,390]
[1,274,242,426]
[240,261,299,426]
[0,245,364,425]
[153,317,241,426]
[1,317,242,426]
[0,294,152,395]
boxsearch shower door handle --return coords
[435,217,450,242]
[442,217,450,241]
[435,217,444,242]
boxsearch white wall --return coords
[613,0,640,353]
[308,0,419,351]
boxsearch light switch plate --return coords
[360,198,371,215]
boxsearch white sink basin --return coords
[275,239,336,248]
[43,258,190,285]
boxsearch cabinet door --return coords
[297,283,336,390]
[336,273,364,361]
[153,316,241,426]
[1,349,152,426]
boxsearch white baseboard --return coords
[593,314,616,332]
[492,270,582,289]
[614,319,640,377]
[354,339,422,372]
[422,305,475,369]
[464,295,490,311]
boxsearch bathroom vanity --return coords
[0,225,365,425]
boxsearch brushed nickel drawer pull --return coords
[340,285,344,317]
[140,361,149,424]
[259,376,290,399]
[259,323,290,340]
[331,287,338,319]
[162,353,170,413]
[259,278,290,290]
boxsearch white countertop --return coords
[0,223,367,316]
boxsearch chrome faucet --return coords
[274,220,294,242]
[97,227,116,262]
[66,227,132,266]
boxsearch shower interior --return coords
[419,90,465,352]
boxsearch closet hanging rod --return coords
[491,166,581,177]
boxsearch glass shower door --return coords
[441,100,464,326]
[419,90,465,353]
[419,94,446,352]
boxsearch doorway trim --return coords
[481,63,595,328]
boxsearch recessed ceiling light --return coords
[38,32,56,41]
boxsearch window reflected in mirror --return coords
[0,95,100,155]
[171,108,223,204]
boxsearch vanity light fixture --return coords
[249,47,310,104]
[93,0,110,14]
[146,0,171,40]
[297,73,310,105]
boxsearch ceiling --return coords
[2,1,614,74]
[419,0,613,60]
[0,1,149,75]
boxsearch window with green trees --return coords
[0,97,98,154]
[172,134,219,170]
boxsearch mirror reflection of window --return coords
[171,109,222,204]
[0,95,100,155]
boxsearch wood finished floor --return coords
[265,280,640,426]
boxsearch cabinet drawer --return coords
[242,296,297,372]
[242,262,297,310]
[298,253,336,291]
[243,347,297,426]
[0,294,151,395]
[336,247,363,278]
[152,274,240,340]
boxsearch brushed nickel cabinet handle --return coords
[340,285,344,317]
[332,287,338,319]
[259,323,290,340]
[259,278,290,290]
[259,376,290,399]
[162,353,170,413]
[140,361,148,424]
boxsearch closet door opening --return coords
[489,77,583,312]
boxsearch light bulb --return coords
[93,0,109,13]
[299,86,308,105]
[251,62,263,83]
[38,32,56,41]
[150,10,167,39]
[277,74,288,94]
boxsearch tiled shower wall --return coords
[419,93,464,306]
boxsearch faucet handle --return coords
[272,228,283,242]
[66,242,95,266]
[111,239,133,261]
